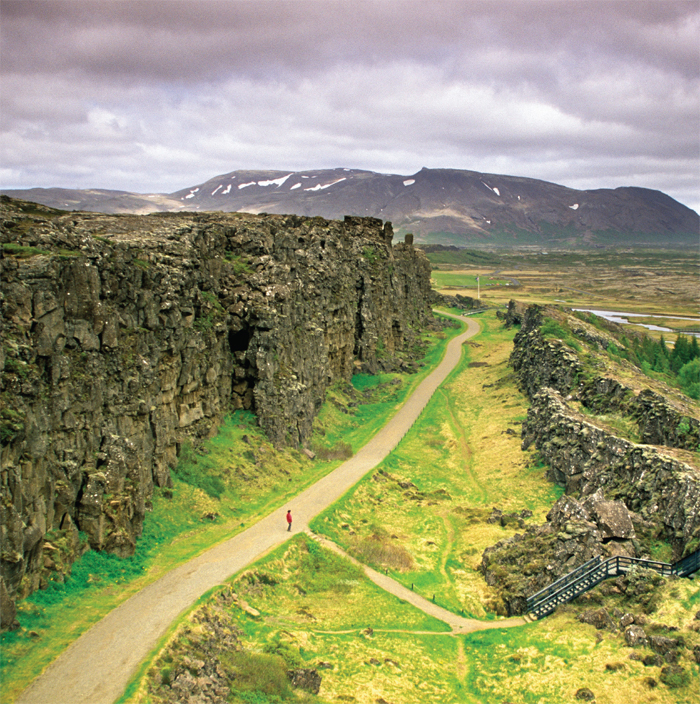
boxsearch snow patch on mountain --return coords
[304,178,346,192]
[258,174,293,188]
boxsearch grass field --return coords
[430,271,511,290]
[427,248,699,319]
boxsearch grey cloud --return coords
[1,0,698,211]
[4,1,697,81]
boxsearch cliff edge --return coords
[0,198,434,624]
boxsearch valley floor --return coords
[16,318,499,704]
[9,310,699,704]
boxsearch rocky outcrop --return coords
[0,199,434,616]
[144,585,317,703]
[480,493,639,615]
[509,304,700,558]
[481,302,700,613]
[521,388,700,557]
[510,304,700,452]
[146,588,242,703]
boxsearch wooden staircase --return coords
[526,549,700,620]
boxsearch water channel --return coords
[574,308,700,337]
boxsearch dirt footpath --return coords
[17,315,484,704]
[311,532,527,634]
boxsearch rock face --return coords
[480,302,700,614]
[509,303,700,452]
[0,198,434,616]
[521,387,699,556]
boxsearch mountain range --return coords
[3,167,698,247]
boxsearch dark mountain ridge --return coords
[3,167,698,248]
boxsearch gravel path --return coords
[17,315,481,704]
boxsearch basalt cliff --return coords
[481,303,700,615]
[0,198,434,625]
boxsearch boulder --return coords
[582,490,635,540]
[624,625,648,647]
[578,608,616,631]
[288,668,322,694]
[619,613,634,628]
[649,635,684,662]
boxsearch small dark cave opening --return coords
[228,326,256,411]
[229,328,252,353]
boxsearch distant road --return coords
[489,268,520,286]
[18,314,484,704]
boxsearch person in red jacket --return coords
[286,510,292,532]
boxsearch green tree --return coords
[678,357,700,399]
[670,334,692,373]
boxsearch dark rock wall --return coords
[480,302,700,614]
[0,204,433,618]
[511,304,700,451]
[510,304,700,558]
[522,388,700,557]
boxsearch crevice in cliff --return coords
[229,326,256,412]
[228,328,252,354]
[353,285,365,364]
[480,302,700,615]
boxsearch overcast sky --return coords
[2,0,699,212]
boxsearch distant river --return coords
[574,308,700,337]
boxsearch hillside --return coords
[3,167,698,248]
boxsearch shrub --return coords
[310,441,353,461]
[678,358,700,399]
[171,443,226,499]
[659,665,690,689]
[229,651,291,697]
[353,531,414,571]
